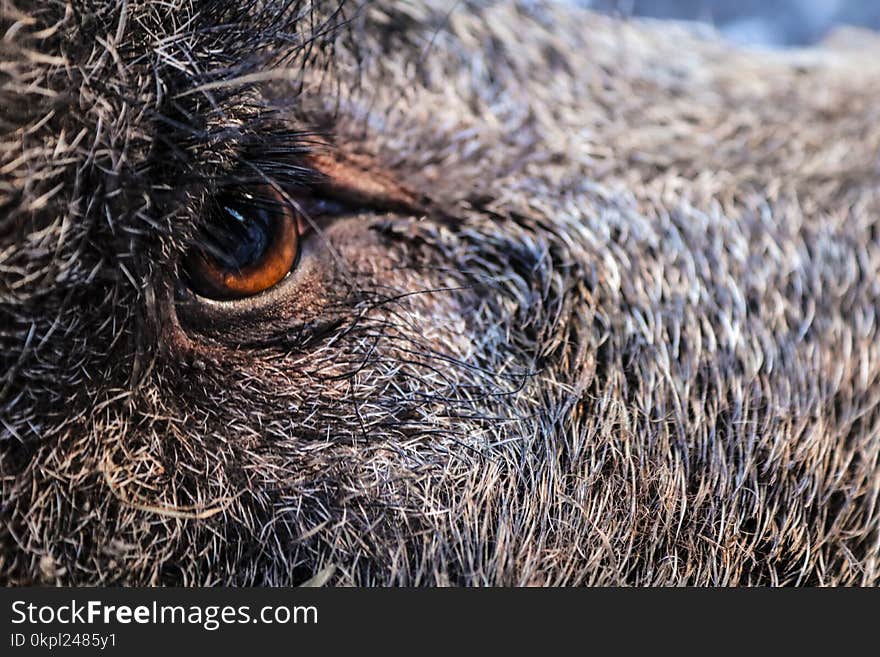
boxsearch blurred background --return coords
[581,1,880,46]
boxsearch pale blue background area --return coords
[581,1,880,46]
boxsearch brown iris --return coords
[184,185,301,300]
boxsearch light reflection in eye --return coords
[184,186,301,301]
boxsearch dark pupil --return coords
[203,198,273,270]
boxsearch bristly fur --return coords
[2,0,880,585]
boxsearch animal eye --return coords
[184,186,302,301]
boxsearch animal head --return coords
[2,0,880,585]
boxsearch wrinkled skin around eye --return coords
[3,0,880,587]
